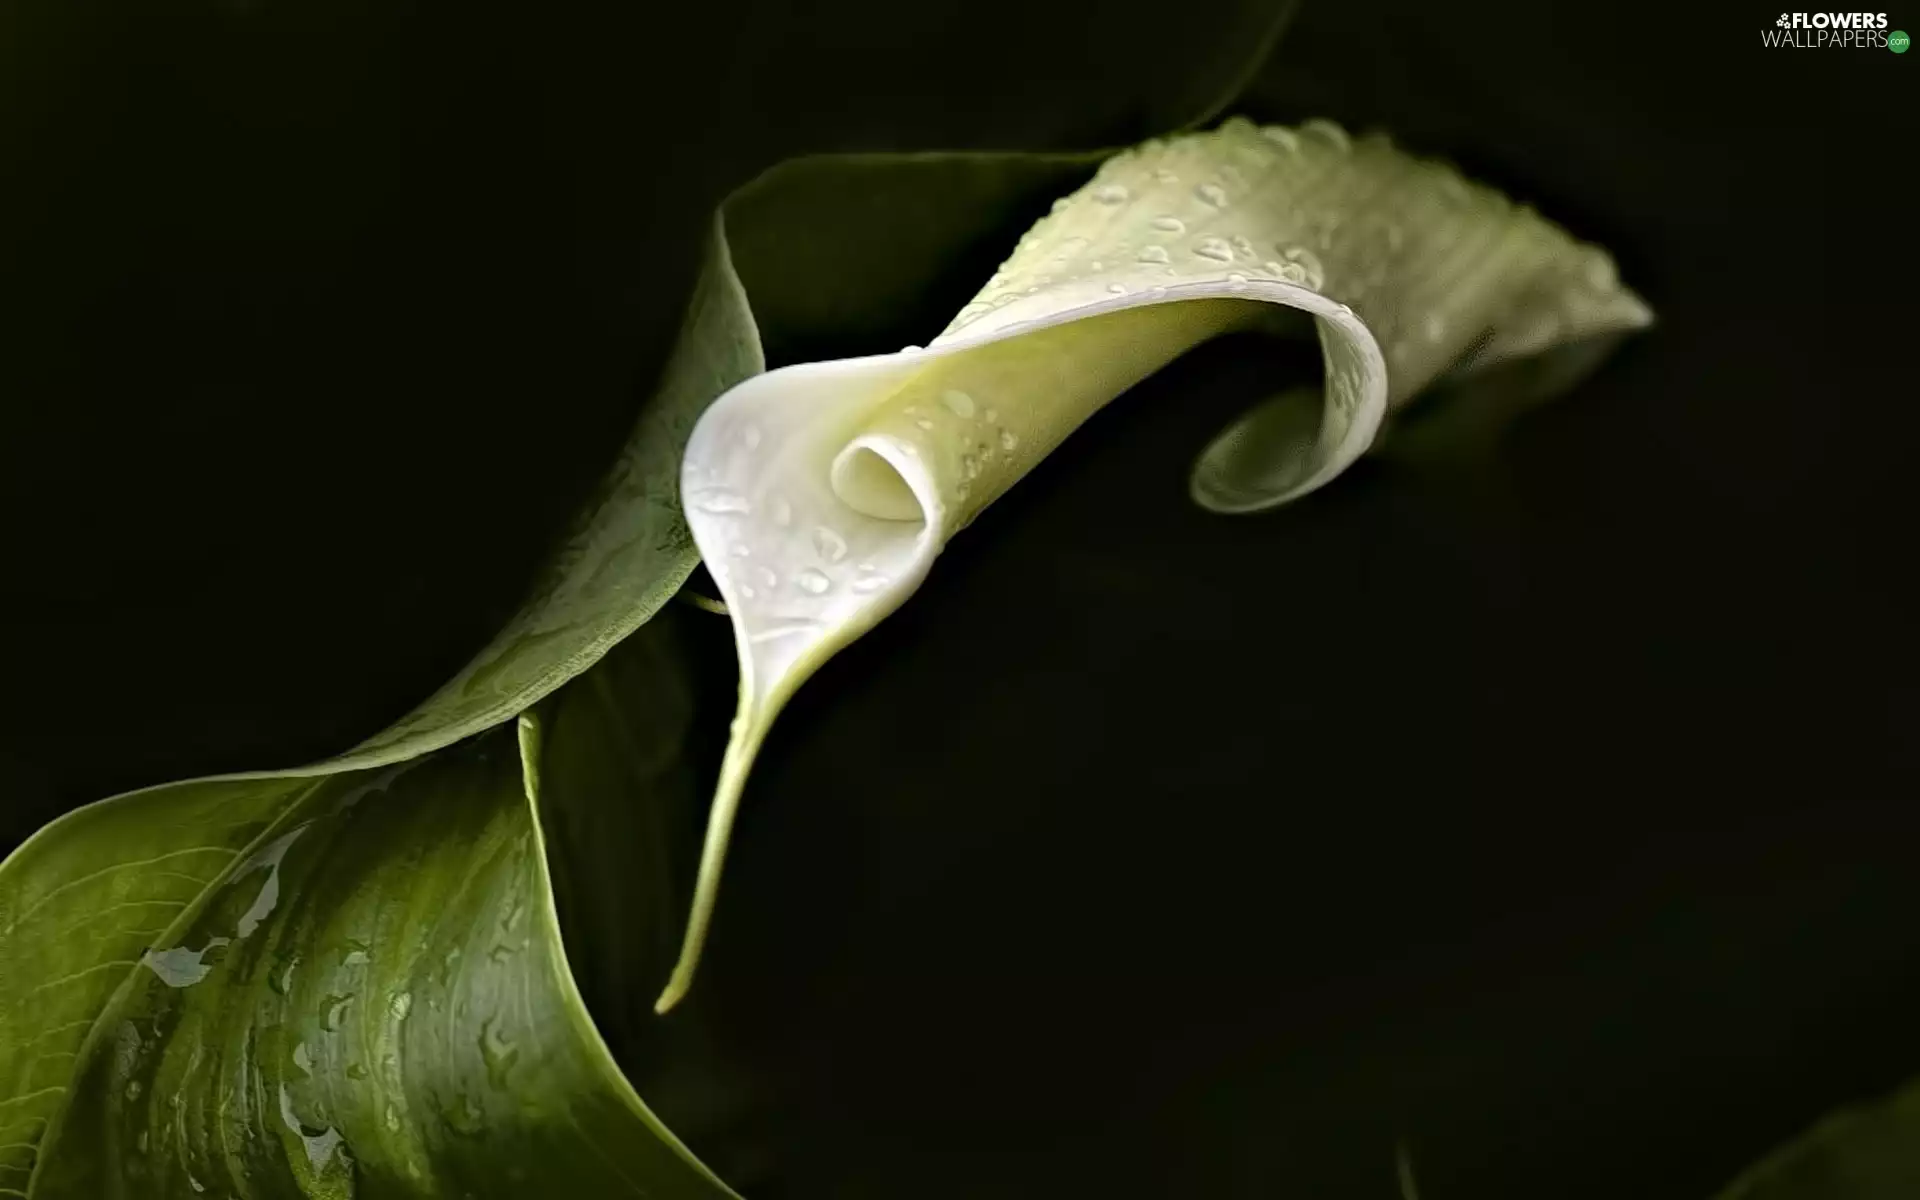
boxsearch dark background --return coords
[2,0,1914,1196]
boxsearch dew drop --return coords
[739,584,757,599]
[1231,234,1257,259]
[388,991,413,1021]
[960,453,980,481]
[915,417,934,431]
[137,1131,149,1154]
[755,565,778,589]
[1424,313,1447,343]
[1303,118,1352,152]
[1227,273,1248,289]
[1195,183,1229,208]
[189,1174,206,1193]
[740,423,763,450]
[345,1061,369,1081]
[1194,237,1234,262]
[729,542,751,557]
[1153,168,1179,183]
[693,491,752,516]
[1106,283,1127,295]
[1262,126,1302,153]
[125,1079,144,1101]
[140,939,228,989]
[794,568,832,595]
[1281,246,1326,290]
[479,1017,520,1088]
[940,389,977,419]
[1585,252,1619,291]
[1150,215,1185,233]
[1136,245,1170,264]
[322,995,352,1032]
[384,1103,402,1133]
[812,525,848,562]
[851,575,889,594]
[999,429,1019,452]
[1093,183,1129,204]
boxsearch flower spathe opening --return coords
[830,438,931,524]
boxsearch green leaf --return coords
[1713,1078,1920,1200]
[0,214,760,1194]
[656,117,1653,1011]
[9,612,738,1199]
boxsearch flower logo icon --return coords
[1777,13,1791,26]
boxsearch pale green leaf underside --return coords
[1713,1077,1920,1200]
[659,117,1652,1010]
[7,616,739,1199]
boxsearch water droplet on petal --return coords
[345,1061,369,1081]
[389,991,413,1021]
[1137,245,1170,264]
[1150,215,1185,233]
[740,424,762,450]
[851,575,889,594]
[1302,118,1352,152]
[940,389,976,419]
[384,1103,402,1133]
[1227,273,1248,290]
[1262,126,1301,153]
[729,542,751,558]
[812,525,848,562]
[1194,237,1235,262]
[915,417,934,431]
[1585,252,1619,291]
[1282,246,1326,290]
[1153,168,1179,183]
[1106,283,1127,294]
[1093,183,1129,204]
[755,566,778,589]
[125,1079,143,1101]
[999,429,1019,452]
[1195,183,1229,208]
[694,491,752,516]
[1424,314,1447,342]
[791,568,829,595]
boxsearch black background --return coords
[2,0,1915,1196]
